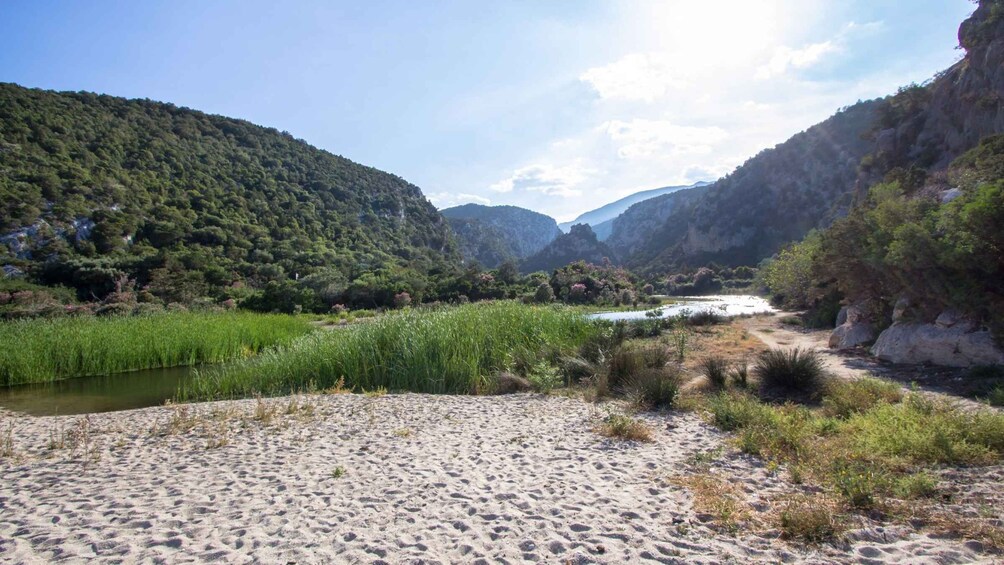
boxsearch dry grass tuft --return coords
[778,495,843,542]
[595,413,653,442]
[673,473,753,533]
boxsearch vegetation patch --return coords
[0,312,313,385]
[754,347,827,398]
[182,302,597,400]
[595,413,653,442]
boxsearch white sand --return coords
[0,393,997,564]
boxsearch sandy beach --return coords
[1,391,997,564]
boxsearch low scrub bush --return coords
[688,310,725,326]
[528,361,562,393]
[755,347,827,396]
[779,497,841,542]
[822,377,903,418]
[842,396,1004,465]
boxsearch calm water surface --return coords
[588,295,775,322]
[0,365,198,416]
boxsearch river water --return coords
[587,294,775,322]
[0,365,198,416]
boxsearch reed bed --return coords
[0,312,314,385]
[182,302,598,400]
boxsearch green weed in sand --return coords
[182,302,598,400]
[0,312,313,385]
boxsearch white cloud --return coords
[427,192,491,208]
[601,119,728,158]
[579,53,687,102]
[489,163,592,198]
[755,41,838,79]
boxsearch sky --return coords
[0,0,976,222]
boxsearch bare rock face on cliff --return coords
[610,0,1004,276]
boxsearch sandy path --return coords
[0,393,994,564]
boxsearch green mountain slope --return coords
[440,204,560,268]
[0,83,458,299]
[611,0,1004,274]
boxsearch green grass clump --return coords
[606,343,671,391]
[699,356,730,389]
[182,302,597,400]
[626,367,680,410]
[755,347,827,396]
[989,386,1004,407]
[822,377,903,418]
[0,312,313,385]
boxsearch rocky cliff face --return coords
[611,1,1004,275]
[608,102,880,273]
[520,224,617,274]
[441,204,560,268]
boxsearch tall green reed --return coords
[0,312,313,385]
[182,302,598,400]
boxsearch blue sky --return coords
[0,0,975,221]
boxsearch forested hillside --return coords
[440,204,560,268]
[0,83,458,302]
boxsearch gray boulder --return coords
[871,315,1004,367]
[829,302,877,349]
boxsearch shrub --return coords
[989,386,1004,407]
[393,291,412,309]
[626,367,680,410]
[493,372,532,394]
[560,356,597,383]
[822,377,903,418]
[596,414,653,442]
[528,361,562,393]
[708,392,779,432]
[755,347,827,396]
[700,356,730,389]
[779,497,840,542]
[842,397,1004,465]
[607,344,671,390]
[832,461,884,509]
[689,310,724,326]
[892,472,938,499]
[534,283,555,304]
[730,360,749,389]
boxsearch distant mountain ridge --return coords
[440,204,560,268]
[521,224,617,273]
[607,2,1004,275]
[558,181,711,236]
